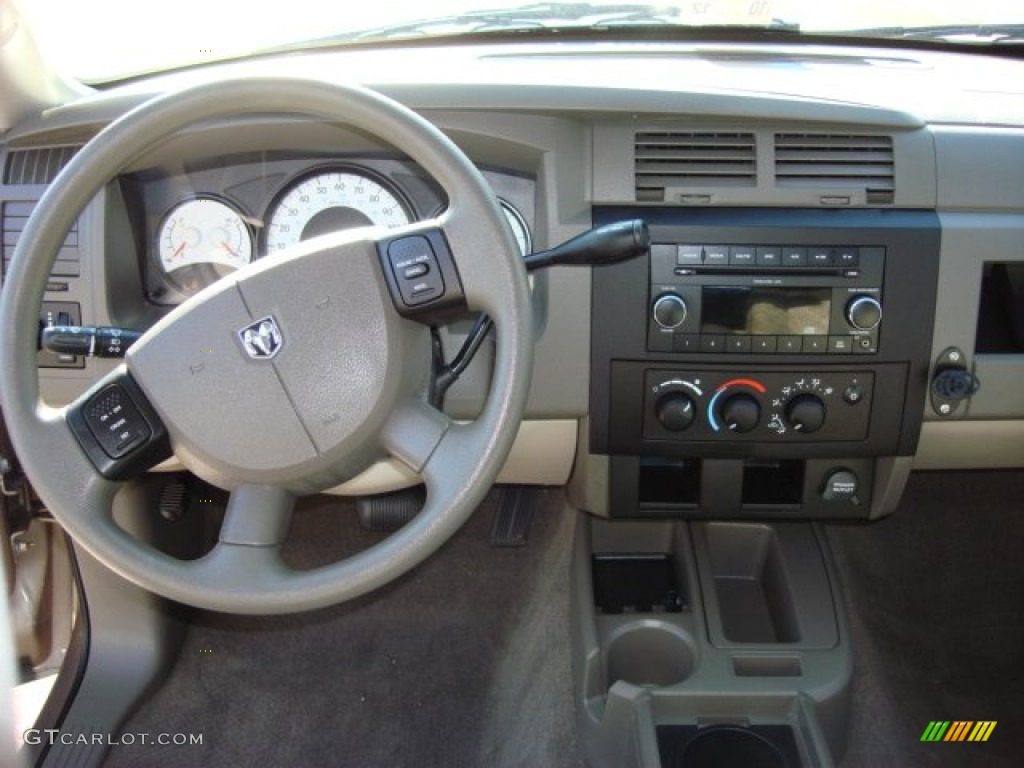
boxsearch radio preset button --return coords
[673,334,699,352]
[726,336,752,353]
[828,335,854,354]
[752,336,778,354]
[700,334,726,352]
[846,295,882,331]
[782,247,808,267]
[778,336,803,354]
[803,336,828,354]
[653,293,688,329]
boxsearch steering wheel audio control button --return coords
[83,384,152,458]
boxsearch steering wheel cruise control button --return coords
[83,384,152,458]
[387,236,445,306]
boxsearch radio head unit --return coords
[648,244,884,356]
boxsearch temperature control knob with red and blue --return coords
[708,378,766,434]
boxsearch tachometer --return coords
[265,169,412,253]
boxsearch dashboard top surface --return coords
[9,40,1024,140]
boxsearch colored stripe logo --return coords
[921,721,997,742]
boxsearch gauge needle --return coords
[221,241,239,258]
[173,242,186,259]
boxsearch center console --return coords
[590,206,941,520]
[575,207,941,768]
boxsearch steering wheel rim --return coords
[0,77,533,614]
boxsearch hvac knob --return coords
[719,393,761,433]
[656,393,696,432]
[652,293,688,329]
[784,393,827,434]
[845,295,882,331]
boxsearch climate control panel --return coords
[643,369,874,443]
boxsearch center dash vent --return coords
[4,146,80,186]
[635,131,756,202]
[774,133,894,204]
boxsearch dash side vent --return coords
[4,145,80,185]
[2,201,80,283]
[635,131,756,202]
[774,133,894,204]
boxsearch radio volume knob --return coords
[652,293,688,329]
[846,295,882,331]
[656,393,696,432]
[784,393,827,434]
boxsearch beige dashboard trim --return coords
[151,419,578,494]
[915,421,1024,470]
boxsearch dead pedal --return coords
[490,486,537,547]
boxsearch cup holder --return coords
[658,725,800,768]
[604,621,695,688]
[677,727,786,768]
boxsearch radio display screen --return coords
[701,287,832,336]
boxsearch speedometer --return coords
[265,169,412,253]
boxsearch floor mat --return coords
[105,488,584,768]
[829,470,1024,768]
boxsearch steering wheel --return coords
[0,78,532,614]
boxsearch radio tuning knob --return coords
[656,393,696,432]
[784,393,827,434]
[719,393,761,434]
[846,295,882,331]
[652,293,688,329]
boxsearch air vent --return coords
[4,145,80,185]
[2,201,80,285]
[635,131,756,202]
[774,134,894,204]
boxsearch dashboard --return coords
[3,39,1024,513]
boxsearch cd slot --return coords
[676,267,847,278]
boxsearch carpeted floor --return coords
[105,470,1024,768]
[105,488,584,768]
[829,470,1024,768]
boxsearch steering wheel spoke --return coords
[65,366,171,482]
[380,397,452,474]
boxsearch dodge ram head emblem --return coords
[238,316,283,360]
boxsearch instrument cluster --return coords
[138,155,534,304]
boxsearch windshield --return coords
[19,0,1023,83]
